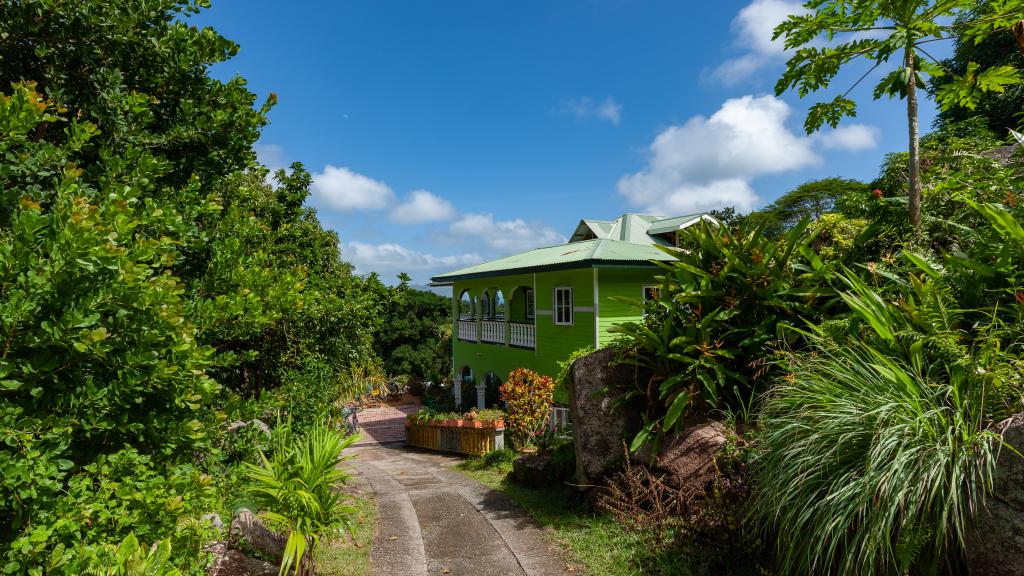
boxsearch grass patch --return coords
[454,451,702,575]
[316,493,376,576]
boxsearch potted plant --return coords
[463,408,483,428]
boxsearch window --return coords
[525,288,535,319]
[643,285,661,303]
[553,287,573,325]
[481,291,491,318]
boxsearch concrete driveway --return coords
[348,445,570,576]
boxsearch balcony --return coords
[457,319,478,342]
[481,320,505,345]
[509,322,536,349]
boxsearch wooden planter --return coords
[406,422,504,456]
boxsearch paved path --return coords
[348,445,569,576]
[355,405,421,446]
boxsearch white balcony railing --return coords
[457,319,478,342]
[480,320,506,344]
[509,322,536,349]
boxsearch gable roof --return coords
[431,211,717,284]
[431,238,674,283]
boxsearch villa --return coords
[430,212,717,408]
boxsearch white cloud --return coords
[311,165,395,211]
[618,94,878,215]
[554,97,622,125]
[390,189,457,223]
[344,241,481,274]
[254,143,287,171]
[450,213,566,253]
[813,124,880,151]
[708,0,807,86]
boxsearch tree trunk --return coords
[906,45,922,228]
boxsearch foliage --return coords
[746,177,869,237]
[0,83,225,572]
[245,426,360,576]
[610,219,831,451]
[754,205,1024,574]
[499,368,555,449]
[374,287,452,385]
[0,0,393,570]
[931,1,1024,134]
[774,1,1023,132]
[773,0,1024,225]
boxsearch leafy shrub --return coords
[245,426,359,575]
[753,245,1024,575]
[611,219,830,451]
[499,369,555,449]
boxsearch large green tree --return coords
[0,1,393,571]
[748,177,869,236]
[774,0,1024,227]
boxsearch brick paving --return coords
[355,404,421,445]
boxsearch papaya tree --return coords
[774,0,1024,227]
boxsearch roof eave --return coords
[430,258,668,284]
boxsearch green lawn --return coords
[316,493,377,576]
[454,455,703,576]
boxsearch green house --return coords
[431,212,716,409]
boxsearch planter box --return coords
[406,423,440,450]
[406,422,503,456]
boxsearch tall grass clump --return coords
[754,340,1003,574]
[752,252,1024,574]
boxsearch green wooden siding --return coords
[450,265,661,385]
[594,267,662,347]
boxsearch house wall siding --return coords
[594,267,663,347]
[449,265,666,389]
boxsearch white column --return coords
[475,384,487,410]
[453,376,462,407]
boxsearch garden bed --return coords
[405,421,505,456]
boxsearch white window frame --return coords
[642,285,661,303]
[525,288,535,319]
[553,286,573,326]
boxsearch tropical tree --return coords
[774,0,1024,227]
[747,177,869,236]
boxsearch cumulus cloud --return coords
[708,0,807,86]
[311,165,395,211]
[343,241,481,275]
[813,124,880,151]
[554,97,622,125]
[449,213,566,253]
[390,189,457,223]
[617,95,879,215]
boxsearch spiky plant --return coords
[245,427,359,576]
[753,259,1021,575]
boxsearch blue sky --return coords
[195,0,951,285]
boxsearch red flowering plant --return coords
[499,368,555,449]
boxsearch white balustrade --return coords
[480,320,506,344]
[509,322,536,349]
[457,319,478,342]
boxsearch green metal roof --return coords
[646,213,711,235]
[431,237,673,283]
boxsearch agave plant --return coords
[245,426,359,576]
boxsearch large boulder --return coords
[229,508,287,563]
[967,414,1024,576]
[568,347,645,489]
[635,419,727,498]
[512,452,555,488]
[205,541,277,576]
